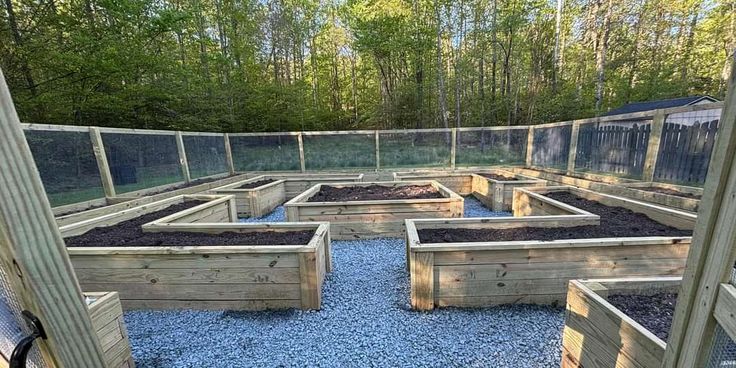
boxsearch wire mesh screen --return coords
[229,135,300,171]
[532,125,572,169]
[24,129,104,207]
[182,135,228,179]
[455,129,528,166]
[654,109,722,186]
[574,121,651,178]
[379,131,452,168]
[101,132,184,194]
[303,134,376,170]
[0,265,44,367]
[706,324,736,368]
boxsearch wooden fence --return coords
[20,102,725,211]
[654,119,719,185]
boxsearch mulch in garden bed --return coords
[64,201,315,247]
[478,173,518,181]
[635,187,702,199]
[237,178,277,189]
[419,191,692,243]
[607,292,677,341]
[307,184,444,202]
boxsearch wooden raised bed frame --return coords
[62,196,332,310]
[507,167,701,213]
[562,277,681,368]
[393,169,546,211]
[211,175,287,217]
[85,292,135,367]
[262,173,365,199]
[285,181,463,240]
[55,173,250,227]
[406,186,696,310]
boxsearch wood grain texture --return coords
[0,69,108,367]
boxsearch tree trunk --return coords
[594,0,612,114]
[435,0,450,131]
[553,0,564,90]
[4,0,36,97]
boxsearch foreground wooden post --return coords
[89,127,116,198]
[525,126,535,167]
[641,110,665,181]
[175,131,191,183]
[566,120,582,175]
[0,69,108,367]
[663,59,736,367]
[223,133,235,175]
[410,252,434,310]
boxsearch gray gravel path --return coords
[124,238,564,367]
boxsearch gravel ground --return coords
[240,206,286,223]
[124,239,564,367]
[463,196,510,218]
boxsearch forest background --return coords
[1,0,734,132]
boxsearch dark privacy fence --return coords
[575,121,651,178]
[654,110,721,185]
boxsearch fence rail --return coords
[21,102,724,210]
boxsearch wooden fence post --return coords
[662,58,736,367]
[641,110,666,181]
[525,126,535,167]
[450,128,457,169]
[375,131,381,171]
[89,127,116,198]
[175,131,191,182]
[567,121,581,175]
[223,133,235,175]
[297,132,306,172]
[0,68,108,367]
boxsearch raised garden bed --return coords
[55,173,249,227]
[260,173,365,199]
[393,169,546,211]
[506,167,702,213]
[618,181,703,212]
[406,186,696,310]
[562,277,681,368]
[285,181,463,240]
[211,176,286,217]
[62,196,331,310]
[85,291,135,368]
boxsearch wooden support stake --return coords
[89,127,116,198]
[297,132,306,172]
[223,133,235,175]
[663,60,736,367]
[410,251,434,310]
[375,131,381,171]
[450,128,457,169]
[0,68,108,367]
[526,126,535,167]
[175,131,191,182]
[641,110,665,181]
[567,121,582,175]
[299,252,321,309]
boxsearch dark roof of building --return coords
[602,96,720,117]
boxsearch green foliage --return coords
[1,0,732,131]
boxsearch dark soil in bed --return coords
[607,292,677,340]
[419,191,692,242]
[478,173,518,181]
[64,201,315,247]
[307,184,444,202]
[636,187,702,199]
[237,178,277,189]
